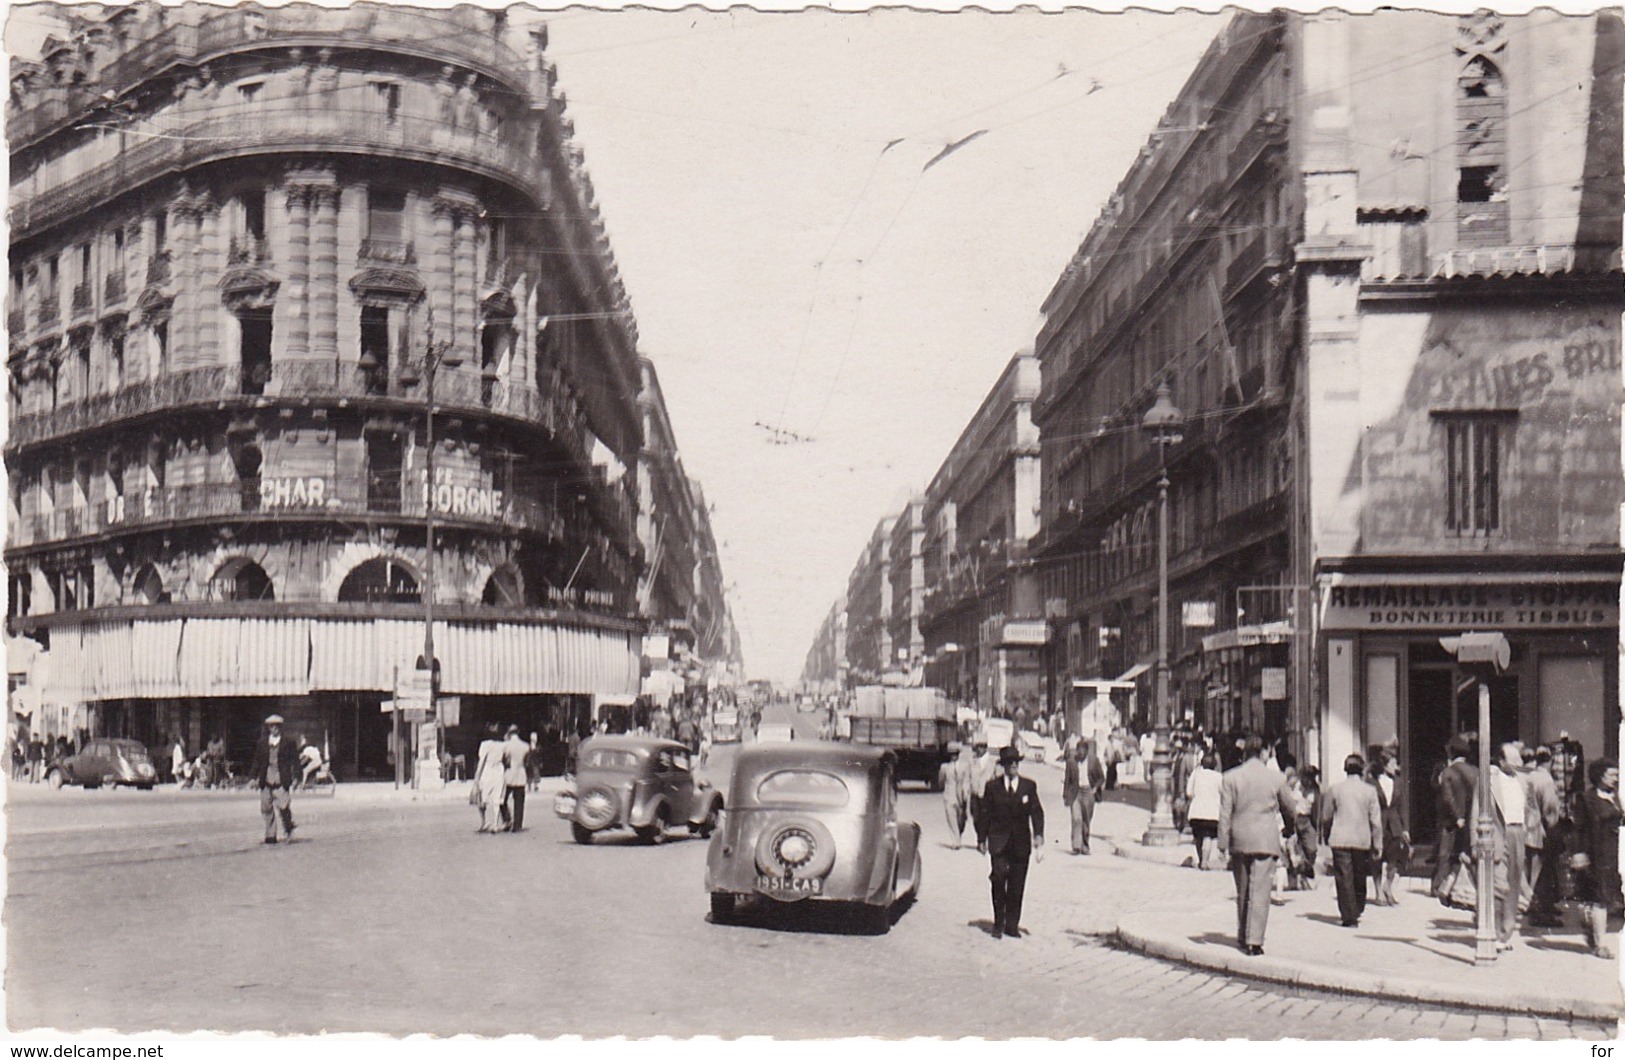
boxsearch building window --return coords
[239,310,272,394]
[372,81,400,124]
[367,189,406,244]
[8,571,30,618]
[238,81,263,105]
[1456,55,1508,245]
[360,306,390,393]
[1442,415,1506,535]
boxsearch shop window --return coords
[338,558,420,604]
[1441,414,1505,535]
[1538,656,1606,761]
[1364,653,1399,748]
[210,558,274,602]
[132,564,167,605]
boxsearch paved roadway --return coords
[5,703,1615,1039]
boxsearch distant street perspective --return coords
[5,1,1623,1044]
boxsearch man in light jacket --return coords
[1218,733,1298,956]
[501,725,530,832]
[1319,754,1383,927]
[1522,745,1564,926]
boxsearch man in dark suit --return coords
[1432,735,1478,897]
[976,743,1045,939]
[249,713,300,844]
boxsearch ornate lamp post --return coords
[1140,382,1185,846]
[397,311,461,790]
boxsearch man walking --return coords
[1523,746,1565,926]
[1480,743,1528,951]
[939,742,975,849]
[249,714,299,844]
[1217,733,1297,955]
[501,725,529,832]
[976,744,1045,939]
[1320,754,1383,927]
[1062,735,1106,855]
[1433,735,1478,897]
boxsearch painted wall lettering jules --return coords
[1422,318,1619,408]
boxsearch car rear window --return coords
[582,749,639,771]
[755,770,849,808]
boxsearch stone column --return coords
[453,210,477,360]
[170,197,202,369]
[195,200,222,366]
[284,185,311,362]
[426,198,453,353]
[311,183,340,364]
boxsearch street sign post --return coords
[1439,632,1511,965]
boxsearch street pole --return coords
[1140,383,1183,847]
[1143,455,1178,844]
[419,329,436,794]
[392,664,401,791]
[1474,680,1496,962]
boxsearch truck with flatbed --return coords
[843,686,957,789]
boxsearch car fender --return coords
[630,793,666,829]
[860,826,901,906]
[690,790,724,826]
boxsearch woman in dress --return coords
[1184,751,1223,870]
[473,723,508,833]
[1571,757,1623,959]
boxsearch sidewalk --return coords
[332,774,571,804]
[1087,799,1625,1021]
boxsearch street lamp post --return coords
[398,311,461,791]
[1140,383,1184,847]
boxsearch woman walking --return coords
[1286,765,1322,890]
[1369,753,1408,904]
[1571,757,1623,959]
[1185,751,1223,869]
[473,723,508,833]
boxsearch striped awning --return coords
[36,615,641,702]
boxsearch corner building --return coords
[6,3,651,775]
[1035,10,1621,848]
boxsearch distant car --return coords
[706,742,922,934]
[553,736,723,845]
[712,710,743,744]
[1018,731,1060,765]
[755,721,796,742]
[49,738,158,790]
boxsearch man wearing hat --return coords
[249,714,299,844]
[975,743,1045,939]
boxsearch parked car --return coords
[49,738,158,790]
[712,709,743,744]
[705,742,922,934]
[755,721,796,742]
[553,736,723,845]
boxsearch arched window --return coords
[482,565,523,607]
[210,558,275,602]
[1456,55,1508,245]
[338,557,420,604]
[132,564,168,605]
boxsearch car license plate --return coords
[757,875,823,900]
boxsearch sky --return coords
[4,2,1225,683]
[530,7,1224,680]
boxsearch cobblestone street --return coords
[6,774,1616,1040]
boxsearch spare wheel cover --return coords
[576,785,618,828]
[754,817,836,879]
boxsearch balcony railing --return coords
[35,292,60,331]
[9,478,568,551]
[70,282,93,318]
[358,239,417,266]
[228,235,270,266]
[13,6,527,149]
[12,109,542,239]
[7,308,24,337]
[1225,226,1289,295]
[103,272,126,305]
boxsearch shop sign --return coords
[1182,601,1217,628]
[1002,620,1048,646]
[261,476,328,509]
[548,586,617,609]
[1321,580,1617,631]
[421,480,505,520]
[1261,667,1287,701]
